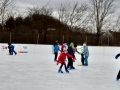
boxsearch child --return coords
[67,42,76,70]
[8,43,17,55]
[83,42,89,66]
[56,48,75,73]
[11,44,17,55]
[54,43,60,62]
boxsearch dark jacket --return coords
[67,46,74,56]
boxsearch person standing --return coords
[54,43,60,62]
[67,42,76,69]
[83,42,89,66]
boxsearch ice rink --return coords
[0,53,120,90]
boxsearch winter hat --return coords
[70,42,74,46]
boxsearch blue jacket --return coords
[54,45,60,52]
[11,45,15,51]
[83,46,89,56]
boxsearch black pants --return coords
[59,63,67,71]
[54,52,58,60]
[81,54,84,65]
[117,70,120,79]
[9,49,12,55]
[67,57,73,68]
[11,50,17,55]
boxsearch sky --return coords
[15,0,120,16]
[15,0,88,14]
[13,0,120,31]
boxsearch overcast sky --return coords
[15,0,88,12]
[15,0,120,16]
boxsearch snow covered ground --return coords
[0,53,120,90]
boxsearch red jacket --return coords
[58,53,73,64]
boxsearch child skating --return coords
[8,43,17,55]
[56,48,75,73]
[67,42,77,70]
[54,43,60,62]
[83,42,89,66]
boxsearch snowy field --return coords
[0,53,120,90]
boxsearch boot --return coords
[66,69,69,73]
[58,69,63,73]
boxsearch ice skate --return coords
[66,69,69,73]
[68,67,75,70]
[58,69,63,73]
[84,64,88,66]
[116,78,119,81]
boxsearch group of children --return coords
[53,41,89,73]
[54,41,120,82]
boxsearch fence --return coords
[0,32,120,46]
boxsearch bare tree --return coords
[57,2,88,28]
[88,0,115,45]
[112,15,120,32]
[57,2,89,43]
[27,1,53,16]
[0,0,15,25]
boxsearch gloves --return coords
[72,57,76,62]
[56,62,59,65]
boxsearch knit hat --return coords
[70,42,74,46]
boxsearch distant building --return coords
[100,30,114,45]
[100,30,114,39]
